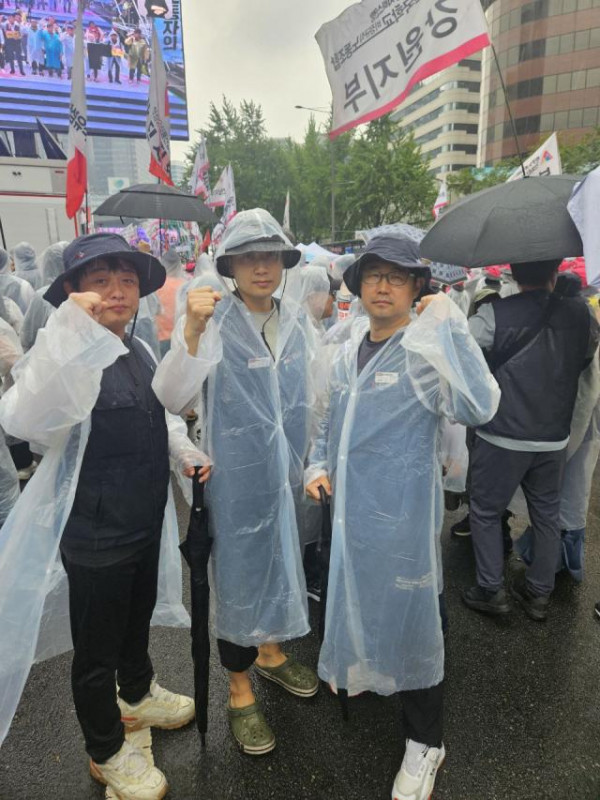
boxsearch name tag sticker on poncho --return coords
[375,372,399,385]
[248,357,271,370]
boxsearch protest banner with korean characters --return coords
[507,132,562,182]
[316,0,490,138]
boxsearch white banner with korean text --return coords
[507,132,562,181]
[316,0,490,138]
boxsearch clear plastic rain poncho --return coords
[20,242,68,352]
[0,318,22,526]
[560,351,600,530]
[296,264,331,330]
[153,210,318,646]
[0,249,35,315]
[0,295,24,337]
[12,242,42,290]
[306,295,500,695]
[0,299,207,747]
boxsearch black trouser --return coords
[400,682,444,748]
[108,58,120,83]
[6,43,25,75]
[61,539,160,763]
[470,437,566,596]
[218,638,258,673]
[218,638,443,747]
[129,62,142,81]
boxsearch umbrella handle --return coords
[193,466,205,512]
[318,485,330,507]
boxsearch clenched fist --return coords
[184,286,222,355]
[69,292,108,322]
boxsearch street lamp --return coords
[294,104,336,243]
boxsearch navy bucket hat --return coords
[344,236,432,297]
[44,233,166,308]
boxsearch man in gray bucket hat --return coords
[153,209,320,755]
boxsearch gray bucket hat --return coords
[215,208,301,277]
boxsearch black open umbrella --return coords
[420,175,583,268]
[94,183,217,225]
[179,471,213,747]
[318,487,348,721]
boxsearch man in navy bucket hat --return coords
[0,233,211,800]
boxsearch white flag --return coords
[66,0,87,219]
[316,0,490,138]
[212,165,237,246]
[146,23,173,185]
[432,181,448,219]
[208,165,228,208]
[190,135,211,200]
[283,190,291,232]
[507,132,562,182]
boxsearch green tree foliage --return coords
[184,98,437,242]
[446,128,600,202]
[338,116,436,232]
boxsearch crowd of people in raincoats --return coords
[0,212,598,800]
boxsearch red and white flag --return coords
[316,0,490,138]
[66,0,87,219]
[211,165,237,246]
[146,23,173,185]
[208,165,229,208]
[190,135,211,200]
[433,180,448,219]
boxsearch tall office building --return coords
[88,137,153,208]
[479,0,600,164]
[390,57,482,178]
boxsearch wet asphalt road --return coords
[1,478,599,800]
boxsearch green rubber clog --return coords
[227,700,276,756]
[254,657,319,698]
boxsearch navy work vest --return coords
[61,337,170,559]
[480,290,591,443]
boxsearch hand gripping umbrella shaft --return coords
[179,468,212,746]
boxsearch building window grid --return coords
[494,0,600,35]
[486,106,598,144]
[487,63,600,110]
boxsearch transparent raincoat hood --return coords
[39,242,68,284]
[215,208,301,277]
[0,249,9,274]
[13,242,42,290]
[297,264,331,325]
[20,243,69,352]
[160,248,184,278]
[306,295,499,696]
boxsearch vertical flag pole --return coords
[491,44,527,178]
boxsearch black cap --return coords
[344,235,431,296]
[44,233,166,308]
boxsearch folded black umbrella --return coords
[420,175,583,268]
[318,487,348,721]
[94,183,217,225]
[179,470,212,746]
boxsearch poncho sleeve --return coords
[0,298,126,450]
[152,316,223,416]
[402,293,500,427]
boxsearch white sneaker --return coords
[118,678,195,731]
[17,461,37,481]
[392,739,446,800]
[90,740,168,800]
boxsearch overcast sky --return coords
[171,0,351,161]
